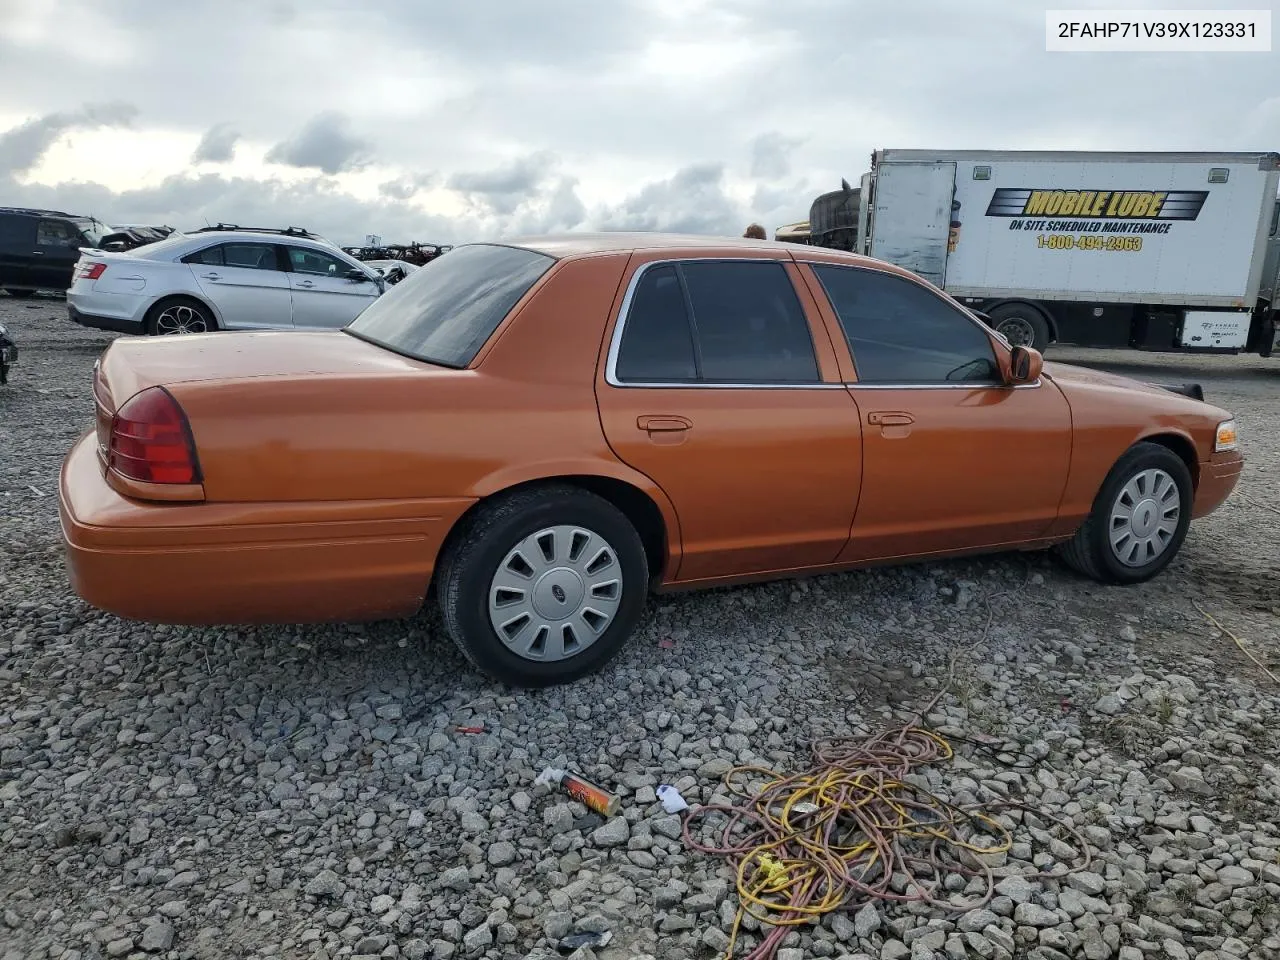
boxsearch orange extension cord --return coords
[680,617,1092,960]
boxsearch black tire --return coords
[987,303,1051,352]
[146,297,217,336]
[1055,441,1193,585]
[435,484,649,687]
[2,288,36,299]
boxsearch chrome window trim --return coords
[603,256,1043,392]
[604,256,829,390]
[849,379,1043,390]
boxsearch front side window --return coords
[37,219,82,248]
[812,264,1000,385]
[288,246,348,276]
[345,243,554,367]
[74,219,109,247]
[613,260,819,384]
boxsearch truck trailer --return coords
[828,150,1280,357]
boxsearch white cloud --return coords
[0,0,1276,244]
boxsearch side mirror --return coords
[345,268,369,282]
[1008,345,1044,384]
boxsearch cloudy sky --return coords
[1,0,1277,246]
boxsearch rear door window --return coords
[36,219,84,248]
[222,243,281,271]
[0,214,36,252]
[613,260,819,384]
[345,243,554,367]
[681,260,819,382]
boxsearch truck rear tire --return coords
[987,304,1051,353]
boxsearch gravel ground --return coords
[2,293,1280,960]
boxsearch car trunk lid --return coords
[95,330,434,411]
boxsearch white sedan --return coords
[67,228,385,335]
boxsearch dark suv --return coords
[0,207,111,296]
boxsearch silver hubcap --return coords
[997,316,1036,347]
[488,525,623,661]
[155,304,208,335]
[1109,468,1181,567]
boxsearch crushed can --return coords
[535,766,621,818]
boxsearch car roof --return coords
[0,206,92,220]
[126,230,360,264]
[163,231,345,252]
[501,232,902,274]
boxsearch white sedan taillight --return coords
[75,261,107,281]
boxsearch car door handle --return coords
[867,411,914,426]
[636,415,691,432]
[31,251,44,256]
[199,272,221,281]
[296,279,314,288]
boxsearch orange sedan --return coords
[59,234,1243,686]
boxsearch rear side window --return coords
[36,219,83,248]
[812,264,999,384]
[0,214,34,249]
[614,260,819,384]
[681,261,818,382]
[614,265,697,381]
[345,243,554,367]
[223,243,280,270]
[184,246,224,266]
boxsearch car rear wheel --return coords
[987,303,1050,353]
[1055,441,1193,585]
[147,298,216,336]
[436,485,649,687]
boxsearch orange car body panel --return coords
[58,233,1244,625]
[594,250,862,580]
[60,430,474,623]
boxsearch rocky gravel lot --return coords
[2,293,1280,960]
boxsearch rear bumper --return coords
[58,432,475,624]
[68,303,145,335]
[1193,451,1244,519]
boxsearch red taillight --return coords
[76,262,107,281]
[108,387,201,485]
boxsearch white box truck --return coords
[840,149,1280,357]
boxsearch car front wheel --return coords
[1055,441,1193,584]
[436,485,649,687]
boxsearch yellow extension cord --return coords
[686,729,1050,960]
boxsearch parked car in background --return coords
[364,259,418,284]
[97,223,176,252]
[343,242,452,266]
[0,206,113,295]
[66,225,385,335]
[59,233,1242,687]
